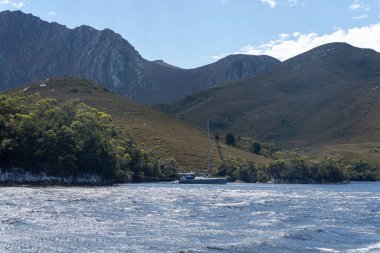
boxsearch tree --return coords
[349,160,376,181]
[224,132,236,146]
[251,142,262,154]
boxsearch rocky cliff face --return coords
[0,11,145,98]
[193,54,280,87]
[0,11,280,104]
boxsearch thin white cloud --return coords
[287,0,298,6]
[0,0,26,9]
[353,14,368,19]
[47,11,56,17]
[12,1,24,8]
[279,33,290,40]
[234,22,380,61]
[348,1,370,20]
[261,0,276,8]
[349,0,370,11]
[349,1,361,10]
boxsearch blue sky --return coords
[1,0,380,68]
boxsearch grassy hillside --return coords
[8,77,268,171]
[166,43,380,168]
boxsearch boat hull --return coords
[179,177,227,184]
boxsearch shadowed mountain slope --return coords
[0,10,279,105]
[167,43,380,166]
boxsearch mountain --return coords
[0,10,280,105]
[167,43,380,167]
[6,77,268,170]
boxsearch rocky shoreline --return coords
[0,168,111,186]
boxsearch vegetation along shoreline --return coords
[0,79,378,186]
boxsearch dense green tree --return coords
[348,160,376,181]
[0,94,176,183]
[224,132,236,146]
[251,142,262,154]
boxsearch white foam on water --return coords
[317,247,340,252]
[347,242,380,253]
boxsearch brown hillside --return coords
[167,43,380,166]
[9,77,268,171]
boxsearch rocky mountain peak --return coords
[0,10,279,104]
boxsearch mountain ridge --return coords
[166,42,380,166]
[0,10,280,104]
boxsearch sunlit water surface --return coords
[1,182,380,253]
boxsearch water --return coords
[0,182,379,253]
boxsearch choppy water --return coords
[1,182,380,253]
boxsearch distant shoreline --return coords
[1,180,374,187]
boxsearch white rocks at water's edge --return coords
[0,168,103,185]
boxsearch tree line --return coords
[216,150,377,183]
[1,93,377,184]
[0,93,177,184]
[220,132,377,183]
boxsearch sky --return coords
[1,0,380,68]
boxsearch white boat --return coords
[177,172,227,184]
[176,120,228,185]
